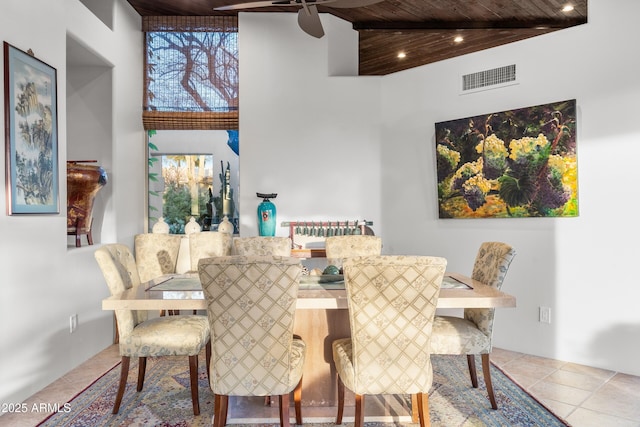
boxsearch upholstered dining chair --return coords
[134,233,182,283]
[133,233,183,317]
[95,244,211,415]
[198,255,306,427]
[324,235,382,269]
[430,242,516,410]
[332,255,447,427]
[233,236,292,256]
[188,231,233,273]
[230,236,294,407]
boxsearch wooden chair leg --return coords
[205,340,212,381]
[112,356,130,414]
[293,377,303,425]
[213,394,228,427]
[482,353,498,409]
[411,394,419,423]
[223,394,229,424]
[354,393,365,427]
[416,392,431,427]
[336,375,345,424]
[189,355,200,415]
[279,393,291,427]
[113,313,119,344]
[136,357,147,391]
[467,354,479,388]
[214,394,221,427]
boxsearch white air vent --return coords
[461,64,518,94]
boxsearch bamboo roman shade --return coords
[142,16,238,130]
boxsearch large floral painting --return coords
[435,99,578,218]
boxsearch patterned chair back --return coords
[134,233,182,282]
[341,255,446,394]
[95,244,148,339]
[325,235,382,268]
[188,231,233,271]
[233,236,292,256]
[465,242,517,341]
[198,255,304,396]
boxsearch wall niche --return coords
[66,34,113,248]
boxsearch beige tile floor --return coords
[2,346,639,427]
[491,348,640,427]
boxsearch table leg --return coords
[293,308,352,407]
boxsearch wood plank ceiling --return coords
[126,0,588,75]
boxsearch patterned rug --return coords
[38,354,569,427]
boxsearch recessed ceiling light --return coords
[562,4,574,12]
[454,36,464,43]
[397,52,407,59]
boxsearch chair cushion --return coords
[332,337,434,395]
[332,338,356,390]
[210,338,306,396]
[430,315,491,354]
[289,338,306,389]
[119,315,210,357]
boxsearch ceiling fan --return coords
[214,0,384,38]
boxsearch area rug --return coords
[37,354,569,427]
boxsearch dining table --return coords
[102,272,516,407]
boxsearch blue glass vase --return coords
[257,193,277,236]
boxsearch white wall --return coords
[0,0,143,403]
[238,13,383,237]
[380,0,640,375]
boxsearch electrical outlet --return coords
[539,306,551,324]
[69,314,78,333]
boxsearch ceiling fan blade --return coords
[298,4,325,38]
[328,0,383,8]
[214,1,295,11]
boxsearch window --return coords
[142,17,240,233]
[149,153,212,233]
[147,130,239,234]
[142,16,239,130]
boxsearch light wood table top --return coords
[102,272,516,311]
